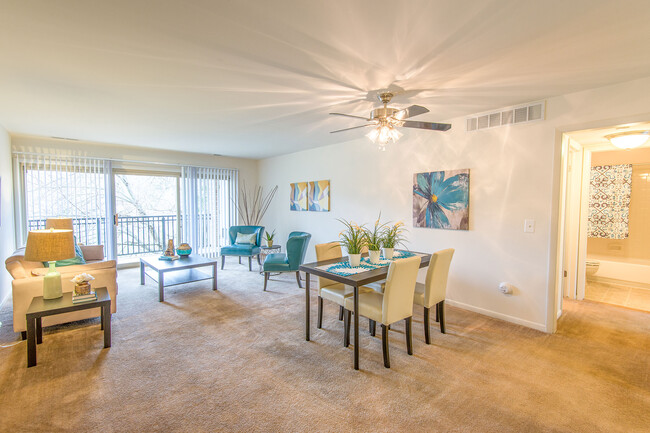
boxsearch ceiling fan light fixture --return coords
[605,130,649,149]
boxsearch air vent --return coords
[465,100,545,132]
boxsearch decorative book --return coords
[159,255,180,261]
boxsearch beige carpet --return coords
[0,265,648,432]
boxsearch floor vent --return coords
[466,100,545,132]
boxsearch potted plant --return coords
[264,230,275,247]
[382,221,406,259]
[364,214,387,264]
[338,218,366,267]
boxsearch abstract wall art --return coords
[308,180,330,212]
[588,164,632,239]
[290,182,308,211]
[413,169,469,230]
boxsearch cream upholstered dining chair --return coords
[343,255,421,368]
[314,242,374,340]
[413,248,454,343]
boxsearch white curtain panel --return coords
[181,167,238,258]
[13,153,109,249]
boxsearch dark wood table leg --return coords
[212,263,218,291]
[140,260,145,285]
[354,284,359,370]
[36,317,43,344]
[100,305,104,330]
[103,303,111,348]
[305,272,310,341]
[158,271,165,302]
[27,316,36,367]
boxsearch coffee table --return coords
[140,254,218,302]
[26,287,111,368]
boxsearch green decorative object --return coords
[177,243,192,256]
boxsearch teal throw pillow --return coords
[235,232,257,245]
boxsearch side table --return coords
[259,244,281,273]
[25,287,111,367]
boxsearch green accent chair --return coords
[220,225,265,271]
[263,231,311,291]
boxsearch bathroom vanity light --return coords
[605,131,649,149]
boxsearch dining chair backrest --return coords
[315,242,342,289]
[286,231,311,270]
[228,225,265,247]
[382,255,421,325]
[423,249,455,308]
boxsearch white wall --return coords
[0,124,15,306]
[259,76,650,333]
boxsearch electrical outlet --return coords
[524,219,535,233]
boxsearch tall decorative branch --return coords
[235,181,278,226]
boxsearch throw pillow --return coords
[235,232,257,245]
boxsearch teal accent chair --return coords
[263,231,311,291]
[220,225,265,271]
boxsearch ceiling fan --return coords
[329,92,451,149]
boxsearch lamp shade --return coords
[24,229,75,262]
[45,218,74,231]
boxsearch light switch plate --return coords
[524,219,535,233]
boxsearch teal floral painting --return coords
[413,169,469,230]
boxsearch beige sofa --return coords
[5,245,118,337]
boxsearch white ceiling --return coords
[1,0,650,159]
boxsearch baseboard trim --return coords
[445,299,547,333]
[588,276,650,290]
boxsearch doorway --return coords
[557,122,650,314]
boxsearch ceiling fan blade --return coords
[329,112,371,121]
[330,124,374,133]
[393,105,429,120]
[402,120,451,131]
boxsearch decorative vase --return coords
[267,240,274,247]
[382,247,394,260]
[348,253,361,267]
[74,282,91,296]
[368,249,381,264]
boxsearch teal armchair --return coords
[263,231,311,291]
[220,225,265,271]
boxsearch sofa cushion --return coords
[47,237,86,267]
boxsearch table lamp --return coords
[24,229,75,299]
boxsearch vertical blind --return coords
[181,167,238,258]
[13,153,108,248]
[13,151,239,260]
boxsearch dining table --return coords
[299,250,431,370]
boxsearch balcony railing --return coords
[28,215,179,257]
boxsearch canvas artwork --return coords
[308,180,330,212]
[413,169,469,230]
[588,164,632,239]
[290,182,308,211]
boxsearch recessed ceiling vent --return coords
[466,100,545,132]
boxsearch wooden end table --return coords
[26,287,111,368]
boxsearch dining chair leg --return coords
[369,319,376,336]
[338,305,344,321]
[296,271,302,288]
[424,306,431,344]
[439,300,446,334]
[239,257,242,264]
[381,324,390,368]
[257,254,262,265]
[263,272,269,291]
[221,255,225,270]
[405,317,413,355]
[343,310,351,347]
[317,296,323,329]
[248,256,252,271]
[435,304,439,322]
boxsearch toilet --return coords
[586,260,600,278]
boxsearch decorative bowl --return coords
[177,243,192,256]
